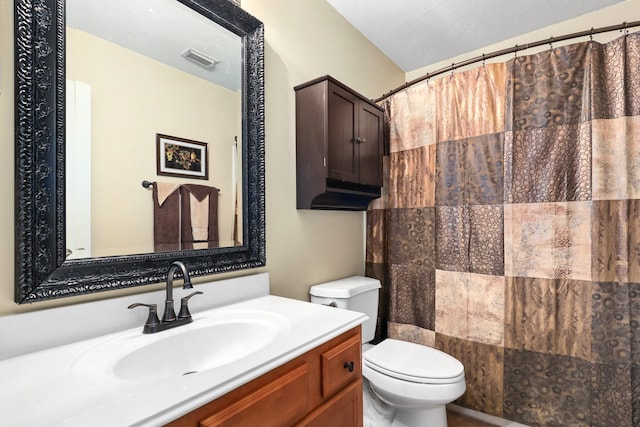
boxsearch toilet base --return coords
[391,405,447,427]
[364,379,449,427]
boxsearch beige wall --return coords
[242,0,404,300]
[67,29,240,255]
[0,0,403,315]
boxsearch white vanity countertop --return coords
[0,295,366,427]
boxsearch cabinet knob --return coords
[343,361,355,372]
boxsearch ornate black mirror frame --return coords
[15,0,265,303]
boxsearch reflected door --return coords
[66,79,92,259]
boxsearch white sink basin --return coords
[72,309,290,382]
[0,292,368,427]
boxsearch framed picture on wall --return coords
[156,133,209,180]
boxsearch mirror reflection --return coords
[65,0,243,259]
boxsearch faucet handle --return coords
[128,303,161,334]
[178,291,203,320]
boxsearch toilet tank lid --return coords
[309,276,381,298]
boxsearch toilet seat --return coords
[363,339,464,384]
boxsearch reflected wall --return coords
[66,28,242,257]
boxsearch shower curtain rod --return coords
[374,20,640,103]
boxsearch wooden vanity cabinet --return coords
[295,76,384,210]
[165,327,363,427]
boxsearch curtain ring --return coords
[451,63,455,76]
[549,36,554,50]
[590,27,594,41]
[514,44,518,58]
[482,53,486,67]
[621,21,628,35]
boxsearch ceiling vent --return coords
[181,48,220,69]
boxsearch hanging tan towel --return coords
[189,194,209,241]
[181,184,220,247]
[156,182,180,207]
[152,182,181,252]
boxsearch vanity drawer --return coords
[320,334,361,398]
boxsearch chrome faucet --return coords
[128,261,203,334]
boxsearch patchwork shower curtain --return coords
[366,32,640,426]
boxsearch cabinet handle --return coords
[343,361,355,372]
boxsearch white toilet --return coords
[310,276,466,427]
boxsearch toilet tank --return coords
[309,276,381,343]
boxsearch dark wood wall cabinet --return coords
[295,76,384,210]
[165,327,363,427]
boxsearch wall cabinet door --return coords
[327,82,383,188]
[356,102,383,187]
[327,83,358,184]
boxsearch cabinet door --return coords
[327,83,359,183]
[199,364,310,427]
[357,103,383,187]
[296,379,363,427]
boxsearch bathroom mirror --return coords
[15,0,265,303]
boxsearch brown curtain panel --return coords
[366,31,640,426]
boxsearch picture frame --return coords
[156,133,209,180]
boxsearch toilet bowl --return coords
[363,338,465,427]
[309,276,466,427]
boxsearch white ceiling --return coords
[326,0,628,72]
[66,0,242,92]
